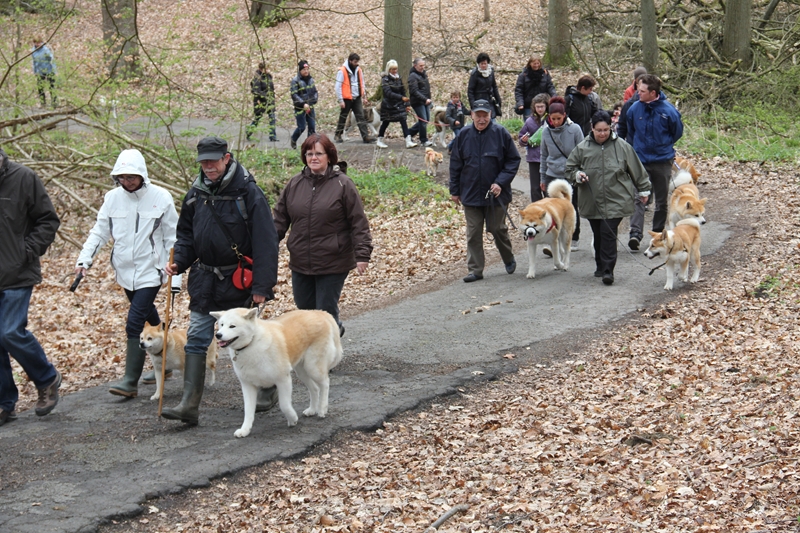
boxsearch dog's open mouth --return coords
[217,337,238,348]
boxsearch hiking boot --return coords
[423,140,434,147]
[363,135,377,144]
[255,386,279,413]
[35,370,62,416]
[542,246,552,258]
[141,369,173,385]
[339,324,345,338]
[334,134,344,143]
[594,270,603,277]
[290,139,297,149]
[405,135,418,148]
[269,137,279,142]
[463,273,483,283]
[161,353,207,426]
[109,338,146,398]
[602,272,615,286]
[505,259,517,274]
[628,236,640,251]
[0,409,17,427]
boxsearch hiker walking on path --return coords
[247,62,277,142]
[407,58,434,147]
[75,149,179,398]
[333,53,377,144]
[514,56,556,119]
[162,137,280,426]
[376,60,417,149]
[289,60,318,149]
[0,148,62,427]
[467,53,502,119]
[450,100,520,283]
[518,93,550,202]
[32,37,57,108]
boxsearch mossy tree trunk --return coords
[101,0,140,78]
[641,0,658,72]
[722,0,752,67]
[545,0,572,66]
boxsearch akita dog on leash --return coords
[644,218,702,290]
[518,179,576,279]
[668,179,707,229]
[139,323,218,401]
[210,308,343,438]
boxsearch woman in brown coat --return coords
[273,133,373,336]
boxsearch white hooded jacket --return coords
[76,149,179,291]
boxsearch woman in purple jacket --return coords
[517,93,550,202]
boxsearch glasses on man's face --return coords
[306,152,327,160]
[117,175,140,182]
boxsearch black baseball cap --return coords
[472,99,493,114]
[196,136,228,162]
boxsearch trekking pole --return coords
[158,248,175,417]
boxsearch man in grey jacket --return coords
[0,149,62,426]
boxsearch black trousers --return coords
[528,162,542,202]
[589,218,622,276]
[291,270,349,327]
[334,96,370,140]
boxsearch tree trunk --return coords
[383,0,413,91]
[101,0,139,78]
[722,0,752,67]
[249,0,278,27]
[545,0,571,66]
[483,0,490,22]
[641,0,657,72]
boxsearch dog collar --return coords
[545,219,557,233]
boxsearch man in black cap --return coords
[162,136,279,426]
[289,60,318,150]
[247,62,277,142]
[449,100,520,283]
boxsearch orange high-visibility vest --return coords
[339,65,365,100]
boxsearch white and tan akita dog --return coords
[644,218,702,290]
[210,308,343,438]
[518,179,576,279]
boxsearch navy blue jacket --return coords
[626,93,684,164]
[290,74,318,110]
[449,122,521,207]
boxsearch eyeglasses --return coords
[306,152,327,159]
[117,175,140,182]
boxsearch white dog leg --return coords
[316,375,331,418]
[235,383,259,438]
[526,241,537,279]
[149,355,162,401]
[664,262,675,290]
[690,253,701,283]
[552,235,563,270]
[293,364,321,417]
[275,378,298,427]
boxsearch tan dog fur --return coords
[431,105,448,148]
[674,156,700,183]
[424,146,444,176]
[518,179,576,279]
[668,181,707,229]
[343,104,380,140]
[139,323,218,401]
[644,218,702,290]
[210,308,343,438]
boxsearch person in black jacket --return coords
[162,137,280,426]
[449,100,520,283]
[290,60,318,149]
[376,60,417,149]
[247,62,277,142]
[514,56,556,118]
[0,148,62,426]
[565,74,600,136]
[467,53,502,119]
[407,58,433,147]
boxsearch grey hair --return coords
[413,57,425,65]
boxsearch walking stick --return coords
[157,248,175,416]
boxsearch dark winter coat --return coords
[273,165,373,275]
[565,86,599,136]
[251,70,275,109]
[467,66,502,116]
[380,74,409,122]
[518,114,546,163]
[625,92,684,164]
[616,92,638,141]
[449,122,521,207]
[173,158,279,313]
[445,101,470,129]
[0,149,60,291]
[407,67,431,108]
[514,67,557,110]
[290,73,318,110]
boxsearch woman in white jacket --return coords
[75,149,179,398]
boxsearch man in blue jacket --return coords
[625,74,683,251]
[450,100,520,282]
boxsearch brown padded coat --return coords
[273,165,372,275]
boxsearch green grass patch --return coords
[498,117,524,134]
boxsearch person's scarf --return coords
[477,63,493,78]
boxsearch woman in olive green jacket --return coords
[566,111,651,285]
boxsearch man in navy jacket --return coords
[450,100,520,283]
[625,74,683,251]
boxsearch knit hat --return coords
[298,60,309,71]
[548,95,566,115]
[632,66,647,79]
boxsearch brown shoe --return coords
[0,409,17,426]
[35,370,61,416]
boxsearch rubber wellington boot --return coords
[160,353,206,426]
[109,338,147,398]
[255,386,279,412]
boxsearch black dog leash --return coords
[484,189,517,242]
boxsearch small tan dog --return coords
[668,176,707,229]
[139,323,218,401]
[518,179,576,278]
[644,218,702,290]
[424,147,444,176]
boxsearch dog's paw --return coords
[303,407,317,417]
[149,393,159,401]
[234,427,251,438]
[286,413,299,427]
[526,272,536,279]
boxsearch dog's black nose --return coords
[215,333,222,339]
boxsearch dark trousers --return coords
[408,103,430,142]
[528,162,542,202]
[123,286,161,340]
[291,271,349,327]
[36,73,56,107]
[590,218,622,276]
[378,117,410,138]
[630,160,671,237]
[463,204,515,276]
[248,98,276,139]
[291,108,316,143]
[335,96,370,140]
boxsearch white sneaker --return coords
[571,239,579,251]
[376,137,388,148]
[405,135,418,148]
[423,140,434,147]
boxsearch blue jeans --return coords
[446,126,463,150]
[123,286,160,339]
[0,286,58,412]
[185,310,218,356]
[291,108,316,143]
[408,104,430,142]
[522,108,532,120]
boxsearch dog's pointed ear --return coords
[699,198,708,206]
[244,308,259,321]
[685,201,692,209]
[647,230,659,238]
[209,311,224,321]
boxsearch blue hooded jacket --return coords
[32,44,56,76]
[625,92,683,164]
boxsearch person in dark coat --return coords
[407,58,433,147]
[273,133,373,337]
[376,60,417,149]
[565,74,600,135]
[162,136,280,426]
[445,90,470,153]
[449,100,520,283]
[514,56,556,118]
[468,53,502,119]
[247,62,277,141]
[0,148,62,426]
[289,60,318,149]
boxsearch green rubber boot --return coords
[109,338,146,398]
[160,353,206,426]
[255,386,279,412]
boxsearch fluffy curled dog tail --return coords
[669,169,693,193]
[547,179,573,202]
[676,218,701,229]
